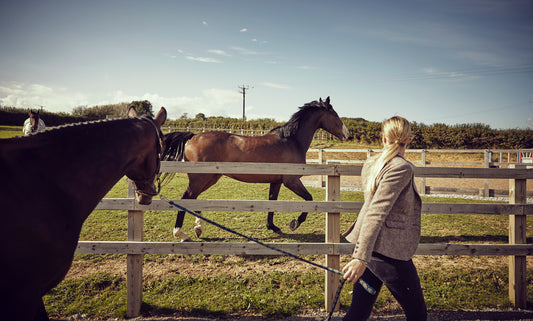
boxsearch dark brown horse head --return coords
[316,97,349,141]
[29,110,40,132]
[126,106,167,205]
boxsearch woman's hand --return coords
[342,258,367,283]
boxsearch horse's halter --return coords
[131,116,163,198]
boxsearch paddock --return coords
[75,161,532,318]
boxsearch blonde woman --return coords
[342,116,427,321]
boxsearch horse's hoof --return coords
[174,227,193,242]
[173,227,180,238]
[289,219,301,231]
[194,225,203,238]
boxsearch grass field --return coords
[2,125,532,318]
[0,125,23,138]
[42,176,532,319]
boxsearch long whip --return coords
[161,195,375,320]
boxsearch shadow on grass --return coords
[200,232,326,243]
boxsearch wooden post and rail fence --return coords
[308,148,533,197]
[75,162,533,318]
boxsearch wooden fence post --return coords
[127,181,144,317]
[325,164,341,311]
[483,150,490,197]
[318,149,324,187]
[420,150,427,194]
[509,164,527,308]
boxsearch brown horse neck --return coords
[4,119,153,221]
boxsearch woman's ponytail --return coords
[365,116,411,194]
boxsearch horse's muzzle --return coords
[341,124,350,141]
[135,191,153,205]
[134,184,158,205]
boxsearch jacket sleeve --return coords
[352,161,413,262]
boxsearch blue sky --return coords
[1,0,532,129]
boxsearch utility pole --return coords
[238,85,251,122]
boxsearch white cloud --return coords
[0,81,245,120]
[153,89,241,119]
[240,28,248,32]
[185,56,221,63]
[230,46,264,56]
[528,118,533,128]
[0,82,89,112]
[100,89,241,119]
[208,49,230,57]
[262,82,291,90]
[202,21,208,26]
[420,68,468,80]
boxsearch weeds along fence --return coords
[307,148,533,197]
[75,162,533,318]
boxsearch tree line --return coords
[1,101,531,149]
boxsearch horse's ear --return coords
[153,107,167,128]
[325,96,330,105]
[128,106,138,118]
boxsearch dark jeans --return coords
[343,252,427,321]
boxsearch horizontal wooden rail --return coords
[160,161,533,179]
[96,198,533,215]
[76,241,533,256]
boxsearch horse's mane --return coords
[268,100,327,138]
[10,117,136,140]
[45,117,127,132]
[5,118,145,142]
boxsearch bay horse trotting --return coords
[161,97,349,242]
[0,107,166,321]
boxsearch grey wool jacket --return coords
[343,154,422,262]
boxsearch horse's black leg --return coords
[267,182,283,235]
[174,209,186,232]
[283,178,313,231]
[34,298,50,321]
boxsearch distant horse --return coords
[161,97,349,242]
[0,107,166,321]
[23,110,46,136]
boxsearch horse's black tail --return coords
[159,131,195,186]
